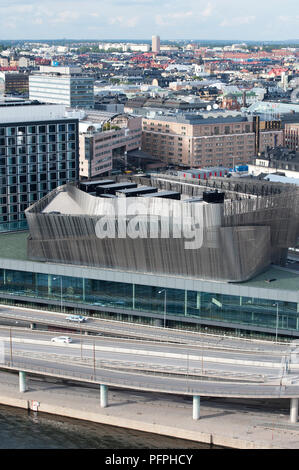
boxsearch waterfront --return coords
[0,404,211,449]
[0,371,296,449]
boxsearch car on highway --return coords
[65,315,87,323]
[51,336,73,344]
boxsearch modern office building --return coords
[0,72,29,96]
[0,102,79,232]
[142,111,283,168]
[25,181,298,282]
[0,173,298,339]
[29,66,94,109]
[79,112,142,178]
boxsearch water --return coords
[0,404,212,449]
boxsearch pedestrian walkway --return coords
[0,371,298,449]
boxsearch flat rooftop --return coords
[0,104,69,124]
[0,231,298,293]
[0,231,28,261]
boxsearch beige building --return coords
[142,112,283,168]
[152,35,160,54]
[79,113,142,178]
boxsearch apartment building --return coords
[249,147,299,178]
[79,112,142,178]
[141,111,283,168]
[0,102,79,232]
[284,123,299,151]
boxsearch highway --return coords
[0,328,288,377]
[0,304,291,352]
[0,318,299,398]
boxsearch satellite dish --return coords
[206,105,212,111]
[213,104,219,109]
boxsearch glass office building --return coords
[29,74,94,109]
[0,232,298,338]
[0,267,298,333]
[0,103,79,232]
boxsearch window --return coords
[7,127,16,136]
[28,126,36,134]
[28,135,36,144]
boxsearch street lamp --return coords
[9,328,13,365]
[158,289,167,328]
[274,302,279,343]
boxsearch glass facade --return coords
[0,120,79,232]
[29,76,94,109]
[0,267,298,334]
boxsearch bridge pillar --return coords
[193,395,200,420]
[100,384,108,408]
[19,371,27,393]
[290,398,298,423]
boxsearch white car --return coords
[51,336,72,344]
[65,315,87,323]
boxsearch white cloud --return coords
[51,11,80,24]
[155,8,212,26]
[32,18,43,25]
[127,16,139,27]
[0,4,34,14]
[5,20,17,29]
[220,16,256,27]
[202,2,214,17]
[0,0,297,40]
[108,16,124,25]
[108,15,139,27]
[278,15,299,23]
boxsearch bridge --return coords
[1,304,299,423]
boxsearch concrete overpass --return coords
[1,324,299,423]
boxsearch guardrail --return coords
[1,357,298,398]
[11,350,267,383]
[1,359,200,395]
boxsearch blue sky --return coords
[0,0,298,41]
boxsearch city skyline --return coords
[0,0,298,41]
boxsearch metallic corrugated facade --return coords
[25,183,299,282]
